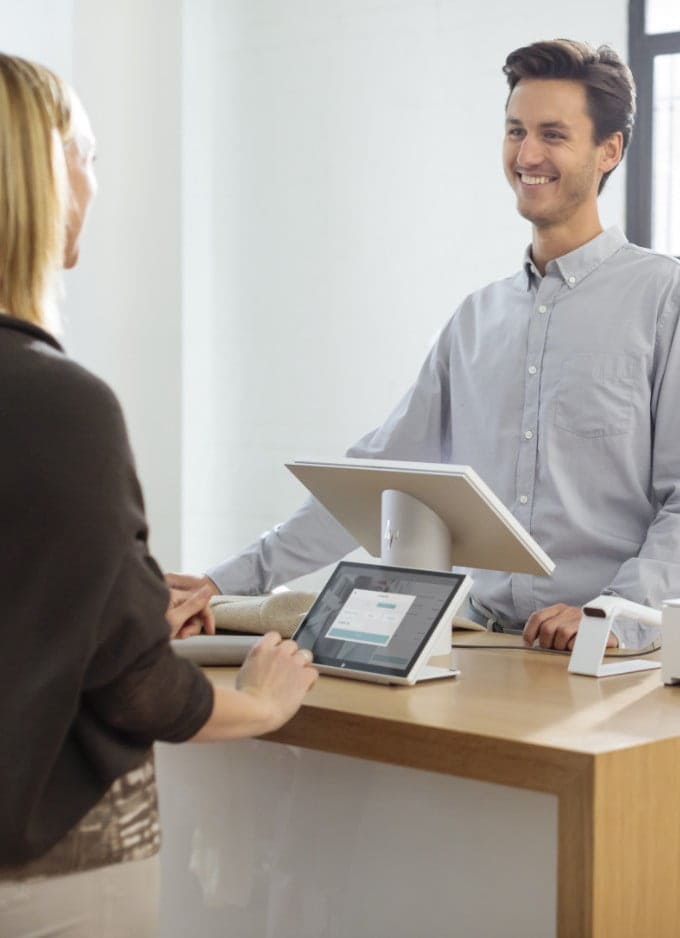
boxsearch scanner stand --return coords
[568,596,661,678]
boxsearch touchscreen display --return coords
[294,562,466,677]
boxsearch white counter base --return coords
[156,739,557,938]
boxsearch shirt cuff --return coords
[206,553,263,596]
[609,620,626,649]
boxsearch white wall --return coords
[181,0,627,588]
[67,0,184,569]
[0,0,73,77]
[1,0,184,569]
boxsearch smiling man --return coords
[503,77,622,260]
[172,40,680,652]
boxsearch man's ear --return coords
[599,131,624,175]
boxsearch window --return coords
[627,0,680,254]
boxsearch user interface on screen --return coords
[293,562,467,677]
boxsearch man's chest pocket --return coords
[553,353,639,438]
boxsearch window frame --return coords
[627,0,680,249]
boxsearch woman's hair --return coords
[503,40,636,193]
[0,53,73,329]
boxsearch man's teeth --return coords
[521,174,554,185]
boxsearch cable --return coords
[451,642,661,658]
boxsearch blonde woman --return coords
[0,53,317,937]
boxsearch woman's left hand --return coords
[166,585,216,639]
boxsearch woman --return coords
[0,53,317,936]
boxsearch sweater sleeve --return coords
[83,545,214,744]
[69,375,215,743]
[84,642,214,744]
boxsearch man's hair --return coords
[0,53,73,329]
[503,39,636,193]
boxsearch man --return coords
[171,39,680,651]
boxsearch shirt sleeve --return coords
[206,326,454,594]
[207,497,358,594]
[604,274,680,648]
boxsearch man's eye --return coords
[544,132,564,141]
[507,128,524,138]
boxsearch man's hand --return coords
[523,603,618,651]
[166,585,216,639]
[165,572,220,596]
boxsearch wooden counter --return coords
[206,634,680,938]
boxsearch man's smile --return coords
[517,172,558,186]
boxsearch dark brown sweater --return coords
[0,315,214,866]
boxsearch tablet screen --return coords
[293,562,467,678]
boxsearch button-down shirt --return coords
[209,228,680,647]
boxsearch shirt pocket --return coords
[552,353,636,438]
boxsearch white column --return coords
[66,0,183,568]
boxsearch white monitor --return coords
[287,458,554,577]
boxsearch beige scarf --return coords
[209,592,318,639]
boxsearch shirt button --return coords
[524,429,534,440]
[519,495,528,505]
[538,304,547,313]
[528,365,537,375]
[568,276,576,284]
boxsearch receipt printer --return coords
[568,595,680,681]
[661,599,680,685]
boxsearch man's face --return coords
[503,78,606,229]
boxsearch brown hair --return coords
[503,40,636,193]
[0,53,73,328]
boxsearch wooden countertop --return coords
[205,631,680,794]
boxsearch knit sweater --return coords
[0,314,213,867]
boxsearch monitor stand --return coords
[380,489,454,656]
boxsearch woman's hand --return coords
[191,632,318,741]
[235,632,318,731]
[166,585,216,639]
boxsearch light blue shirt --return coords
[209,228,680,647]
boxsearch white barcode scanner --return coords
[568,595,662,678]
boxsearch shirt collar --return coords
[521,246,542,289]
[520,226,628,291]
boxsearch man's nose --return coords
[516,135,545,167]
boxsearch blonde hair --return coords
[0,53,73,329]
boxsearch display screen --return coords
[293,562,467,677]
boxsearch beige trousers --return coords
[0,854,159,938]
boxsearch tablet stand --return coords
[380,489,453,656]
